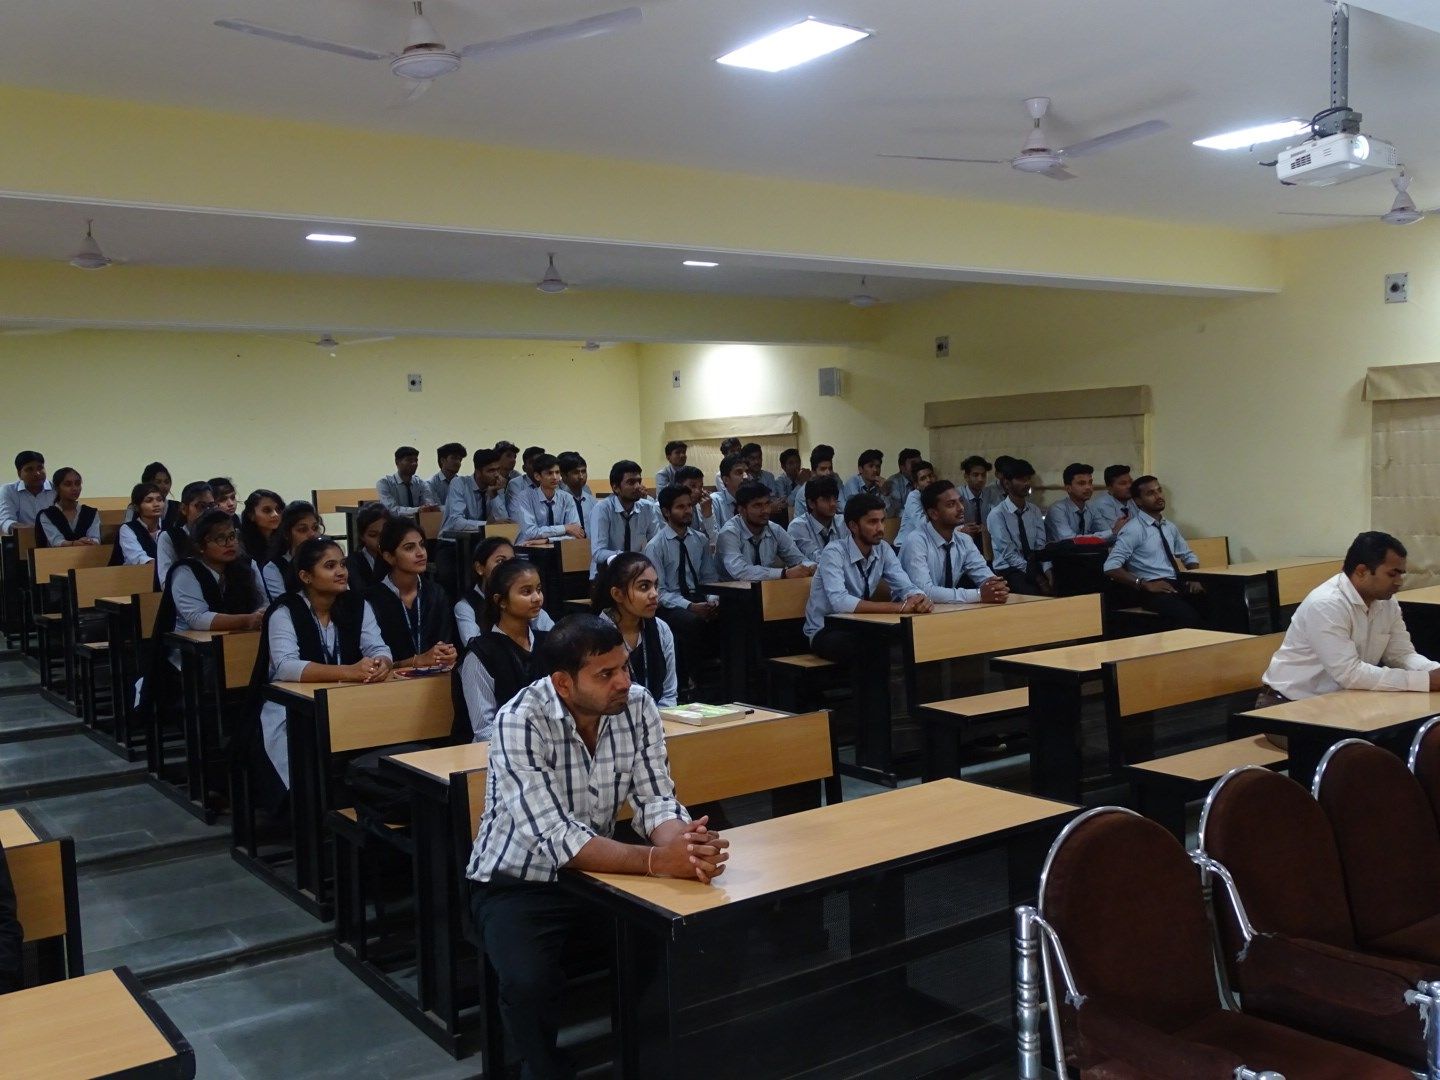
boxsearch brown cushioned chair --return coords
[1197,765,1440,1071]
[1409,716,1440,832]
[1015,806,1411,1079]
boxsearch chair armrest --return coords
[1076,1001,1244,1079]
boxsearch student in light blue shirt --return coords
[713,437,742,490]
[893,460,937,548]
[985,458,1052,596]
[793,445,838,518]
[587,460,661,578]
[655,441,687,493]
[376,446,438,517]
[788,474,842,563]
[0,450,55,535]
[981,455,1014,522]
[741,443,779,497]
[1088,464,1135,535]
[558,452,597,526]
[674,466,718,548]
[771,448,804,512]
[839,448,886,507]
[902,481,1009,605]
[644,485,720,685]
[803,493,932,660]
[884,448,922,518]
[1046,462,1118,545]
[443,448,513,538]
[593,552,678,707]
[429,442,467,508]
[957,455,991,539]
[1104,475,1209,628]
[506,446,546,506]
[512,454,585,543]
[715,482,816,582]
[709,452,750,530]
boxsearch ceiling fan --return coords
[879,96,1169,181]
[216,2,643,103]
[70,220,115,270]
[310,333,395,349]
[1280,168,1437,226]
[848,276,881,308]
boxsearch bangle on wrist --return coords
[646,846,655,877]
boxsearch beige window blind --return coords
[1371,398,1440,588]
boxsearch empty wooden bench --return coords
[916,687,1030,781]
[0,808,82,985]
[1126,735,1288,839]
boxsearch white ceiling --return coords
[0,0,1438,232]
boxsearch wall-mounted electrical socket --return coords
[935,335,950,359]
[407,373,423,392]
[1386,273,1409,304]
[672,370,681,388]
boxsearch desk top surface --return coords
[575,779,1075,919]
[704,580,757,593]
[0,969,183,1079]
[995,628,1249,674]
[96,594,137,608]
[1180,556,1338,578]
[387,741,491,783]
[169,629,227,645]
[0,808,39,848]
[1238,689,1440,733]
[1400,585,1440,607]
[829,594,1049,626]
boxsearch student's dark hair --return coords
[858,448,884,468]
[378,515,425,556]
[522,446,545,463]
[912,459,934,477]
[50,466,79,490]
[1062,462,1094,485]
[1344,531,1407,576]
[239,488,283,560]
[394,446,419,461]
[1000,458,1035,481]
[843,492,886,524]
[805,474,840,504]
[529,453,559,476]
[961,454,991,473]
[719,437,742,454]
[494,440,519,455]
[898,448,922,465]
[271,501,320,560]
[179,481,213,506]
[608,460,642,488]
[485,557,541,625]
[131,482,162,508]
[809,444,835,469]
[591,551,655,613]
[473,447,501,469]
[741,442,762,457]
[355,502,390,538]
[242,488,282,522]
[657,484,692,514]
[735,481,771,508]
[1130,475,1160,498]
[558,451,587,472]
[14,450,44,471]
[436,442,466,462]
[664,440,687,456]
[207,477,236,501]
[294,537,344,579]
[470,536,516,586]
[719,452,747,479]
[540,614,625,678]
[674,465,704,485]
[921,479,957,512]
[780,448,800,466]
[993,455,1016,472]
[1103,464,1132,486]
[140,461,168,483]
[193,509,260,610]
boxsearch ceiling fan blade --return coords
[1061,119,1170,158]
[877,154,1007,164]
[1277,211,1375,218]
[214,19,391,62]
[1039,165,1078,180]
[339,336,396,347]
[388,79,432,109]
[461,6,642,62]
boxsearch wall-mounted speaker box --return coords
[818,367,845,397]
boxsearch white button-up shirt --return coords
[0,480,55,535]
[1263,573,1440,699]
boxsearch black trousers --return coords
[999,567,1048,596]
[1137,585,1210,629]
[470,879,609,1080]
[811,624,864,663]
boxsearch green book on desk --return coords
[661,703,746,726]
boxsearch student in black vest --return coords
[113,482,165,578]
[345,503,391,592]
[155,481,217,587]
[250,538,392,789]
[366,517,458,671]
[453,558,549,742]
[454,537,557,648]
[592,552,678,707]
[140,461,183,530]
[209,477,241,528]
[34,467,100,547]
[240,489,283,570]
[263,501,322,601]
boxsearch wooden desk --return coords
[992,628,1249,801]
[1180,556,1340,633]
[1234,690,1440,787]
[1400,585,1440,662]
[0,806,83,983]
[707,578,812,702]
[565,779,1078,1077]
[94,593,162,760]
[0,967,195,1079]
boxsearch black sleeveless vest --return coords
[450,628,548,742]
[365,577,455,665]
[34,504,98,548]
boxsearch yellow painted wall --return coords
[0,331,642,505]
[639,220,1440,563]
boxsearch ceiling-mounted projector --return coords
[1277,132,1398,186]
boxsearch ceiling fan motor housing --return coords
[390,45,461,81]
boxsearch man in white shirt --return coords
[0,451,54,534]
[1259,531,1440,706]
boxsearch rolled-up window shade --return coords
[1364,363,1440,403]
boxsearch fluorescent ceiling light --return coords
[1193,120,1310,150]
[305,232,356,243]
[716,18,870,73]
[683,260,719,268]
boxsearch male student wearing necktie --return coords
[804,493,933,663]
[645,485,720,683]
[587,460,661,578]
[902,481,1009,604]
[377,446,439,518]
[839,448,886,506]
[984,458,1053,596]
[1088,464,1135,535]
[1046,463,1121,544]
[708,453,751,529]
[1103,475,1210,628]
[513,454,585,544]
[442,448,514,538]
[429,442,467,508]
[958,455,991,541]
[557,452,596,524]
[715,482,816,582]
[788,474,843,562]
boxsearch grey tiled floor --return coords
[0,732,144,795]
[0,691,78,735]
[0,656,40,690]
[2,782,227,863]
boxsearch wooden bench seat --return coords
[765,653,840,714]
[1125,735,1288,838]
[769,653,835,669]
[916,688,1031,780]
[920,687,1028,719]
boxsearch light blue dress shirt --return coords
[429,470,458,507]
[980,481,1007,519]
[752,468,780,496]
[442,476,510,538]
[840,473,883,507]
[986,500,1051,573]
[715,518,813,581]
[512,487,581,543]
[1103,511,1197,580]
[901,524,996,604]
[376,472,435,516]
[1046,497,1111,544]
[792,478,845,518]
[643,525,716,609]
[894,489,927,547]
[772,472,798,507]
[565,483,596,527]
[1088,492,1134,533]
[958,484,989,528]
[654,464,680,492]
[787,512,841,563]
[803,535,920,641]
[709,488,739,529]
[0,480,54,535]
[168,558,269,670]
[261,555,292,601]
[454,595,553,649]
[586,496,661,577]
[599,609,678,707]
[885,471,913,517]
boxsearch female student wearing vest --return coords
[112,482,165,576]
[452,558,548,742]
[366,517,458,671]
[209,477,240,527]
[262,501,322,601]
[34,467,100,547]
[592,551,677,707]
[253,538,391,787]
[141,462,183,529]
[454,537,556,648]
[240,489,284,570]
[155,481,217,586]
[345,503,390,591]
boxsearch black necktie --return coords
[676,536,696,597]
[402,479,414,507]
[622,510,634,551]
[820,525,832,547]
[749,534,763,565]
[1076,507,1087,533]
[545,499,555,526]
[972,496,981,524]
[478,487,488,520]
[1153,520,1177,572]
[942,540,954,589]
[1015,508,1031,557]
[857,558,873,601]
